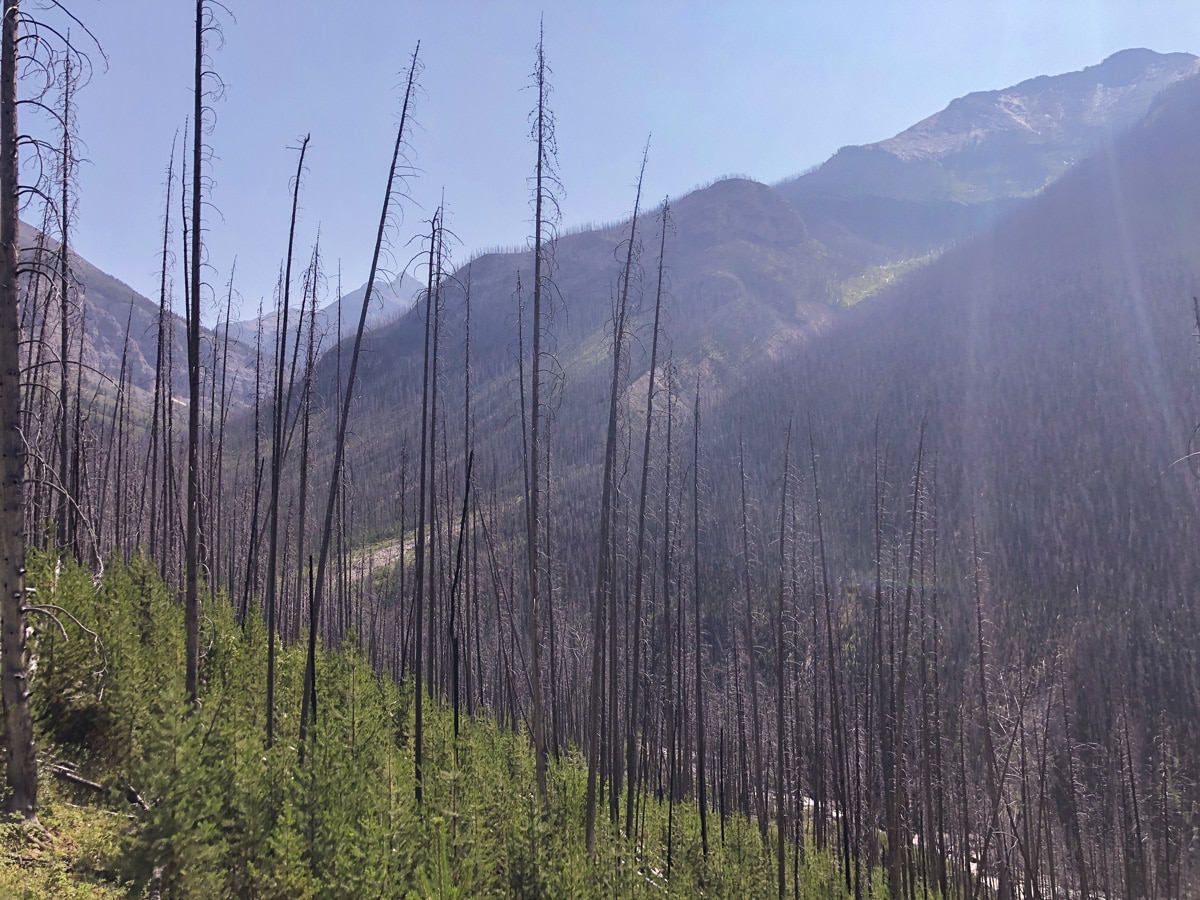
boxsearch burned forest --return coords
[3,5,1200,898]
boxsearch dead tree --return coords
[624,188,665,841]
[54,48,75,555]
[584,146,644,852]
[0,0,36,821]
[776,420,793,898]
[886,423,925,899]
[739,432,768,840]
[526,19,558,803]
[413,208,437,802]
[185,0,223,704]
[692,378,709,858]
[303,43,420,787]
[265,135,309,747]
[811,430,852,891]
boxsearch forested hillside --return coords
[3,4,1200,898]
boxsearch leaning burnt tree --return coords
[584,148,646,853]
[302,44,420,780]
[265,135,309,749]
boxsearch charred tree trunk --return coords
[526,21,555,804]
[693,379,709,858]
[55,53,73,556]
[413,208,437,802]
[265,134,309,746]
[739,432,768,840]
[0,0,37,821]
[776,420,792,899]
[304,45,419,795]
[887,423,925,899]
[185,0,206,704]
[145,148,173,566]
[624,190,665,841]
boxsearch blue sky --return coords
[32,0,1200,320]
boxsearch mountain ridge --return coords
[877,48,1200,164]
[775,47,1200,262]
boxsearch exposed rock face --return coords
[776,49,1200,261]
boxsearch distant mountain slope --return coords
[220,271,417,351]
[17,229,416,410]
[722,72,1200,640]
[312,50,1200,549]
[18,223,257,404]
[39,50,1196,422]
[776,48,1200,262]
[318,176,844,535]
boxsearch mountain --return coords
[331,271,418,328]
[298,53,1200,740]
[775,48,1200,263]
[324,50,1200,542]
[220,271,417,351]
[717,70,1200,659]
[17,223,257,405]
[15,232,416,412]
[331,175,846,521]
[39,51,1195,428]
[28,48,1200,599]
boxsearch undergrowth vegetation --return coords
[3,551,878,898]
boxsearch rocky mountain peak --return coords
[876,48,1199,165]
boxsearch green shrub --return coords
[19,551,898,898]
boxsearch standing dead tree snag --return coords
[265,135,310,749]
[0,0,100,822]
[584,145,646,852]
[624,184,664,842]
[692,378,709,858]
[413,207,438,801]
[185,0,224,705]
[304,44,420,782]
[54,47,76,557]
[184,0,204,704]
[525,19,559,805]
[0,0,35,821]
[776,420,793,899]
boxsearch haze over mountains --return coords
[20,42,1200,894]
[777,47,1200,261]
[219,271,417,350]
[30,46,1192,433]
[22,231,416,404]
[26,46,1200,634]
[740,70,1200,619]
[336,48,1200,537]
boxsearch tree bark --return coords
[265,134,309,746]
[184,0,206,705]
[692,379,709,858]
[0,0,36,821]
